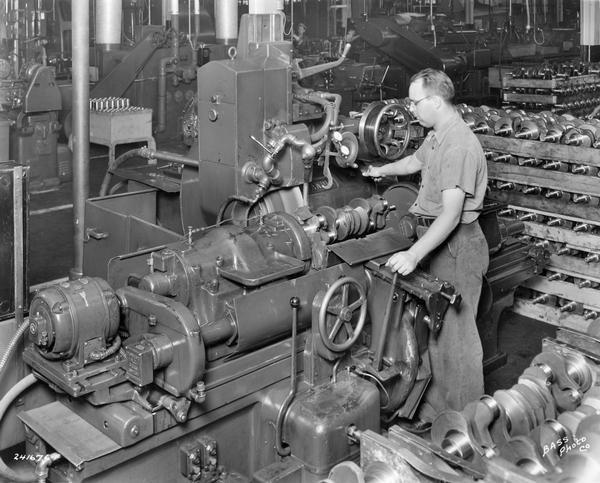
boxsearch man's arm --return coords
[386,187,465,275]
[362,154,423,178]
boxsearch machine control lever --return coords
[296,43,352,79]
[84,227,109,241]
[275,297,301,457]
[373,273,401,371]
[440,290,461,306]
[365,261,460,336]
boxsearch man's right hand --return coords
[362,165,383,181]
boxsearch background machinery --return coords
[1,1,598,483]
[0,6,463,482]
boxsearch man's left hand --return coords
[386,251,418,276]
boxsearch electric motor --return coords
[28,277,120,361]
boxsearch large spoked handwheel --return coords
[318,277,368,352]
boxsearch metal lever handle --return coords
[440,290,461,306]
[275,297,300,457]
[373,273,401,371]
[297,43,351,79]
[84,227,109,241]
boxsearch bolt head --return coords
[30,315,50,347]
[340,307,353,322]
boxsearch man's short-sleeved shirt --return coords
[409,111,487,224]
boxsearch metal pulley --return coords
[358,101,412,160]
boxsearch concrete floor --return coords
[484,312,556,393]
[27,145,557,397]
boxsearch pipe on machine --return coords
[95,0,122,50]
[215,0,238,44]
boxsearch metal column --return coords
[71,0,90,280]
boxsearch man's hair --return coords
[410,68,455,103]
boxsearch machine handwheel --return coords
[318,277,367,352]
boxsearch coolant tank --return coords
[283,375,379,476]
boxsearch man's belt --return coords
[416,216,435,227]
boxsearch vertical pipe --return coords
[581,0,600,46]
[249,0,283,14]
[12,0,19,77]
[13,165,24,326]
[193,0,201,65]
[465,0,474,25]
[71,0,89,280]
[162,0,178,24]
[171,6,180,59]
[157,0,181,134]
[556,0,563,24]
[95,0,122,50]
[194,0,201,37]
[188,0,191,39]
[215,0,238,44]
[161,0,167,24]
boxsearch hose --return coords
[0,374,39,482]
[99,147,199,196]
[292,92,341,192]
[89,335,122,361]
[0,320,30,375]
[35,453,61,483]
[262,133,314,186]
[311,135,329,154]
[137,147,199,167]
[294,92,342,142]
[322,150,334,190]
[99,147,145,196]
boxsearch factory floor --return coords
[27,144,556,396]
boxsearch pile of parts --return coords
[503,62,600,116]
[453,104,600,337]
[323,331,600,483]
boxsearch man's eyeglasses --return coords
[409,96,431,108]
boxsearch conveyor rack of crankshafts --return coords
[501,62,600,116]
[456,104,600,335]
